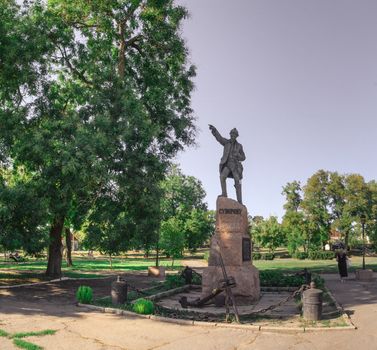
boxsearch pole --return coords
[362,222,366,270]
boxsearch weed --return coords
[76,286,93,304]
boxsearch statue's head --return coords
[230,128,239,141]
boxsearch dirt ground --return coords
[1,273,377,350]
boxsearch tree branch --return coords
[58,46,93,87]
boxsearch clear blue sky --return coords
[175,0,377,219]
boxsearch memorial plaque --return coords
[242,237,251,261]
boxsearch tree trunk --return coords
[345,231,349,250]
[155,243,159,267]
[109,254,113,269]
[65,227,73,267]
[46,217,65,278]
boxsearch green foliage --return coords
[282,170,377,253]
[262,253,275,260]
[191,273,202,285]
[308,251,334,260]
[12,339,42,350]
[76,285,93,304]
[203,251,210,262]
[11,330,57,339]
[259,271,305,287]
[126,290,139,301]
[159,166,214,258]
[0,329,9,337]
[0,327,57,350]
[132,298,154,315]
[293,252,308,260]
[165,274,185,289]
[311,274,325,289]
[250,216,285,253]
[159,217,185,265]
[1,0,197,277]
[252,252,262,260]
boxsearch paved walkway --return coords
[1,274,377,349]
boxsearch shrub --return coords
[252,252,262,260]
[127,290,139,301]
[203,251,210,262]
[259,270,305,287]
[311,274,325,290]
[191,273,202,285]
[76,286,93,304]
[165,274,185,289]
[262,253,275,260]
[132,298,154,315]
[293,252,308,260]
[308,251,334,260]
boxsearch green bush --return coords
[76,286,93,304]
[260,271,305,287]
[127,290,139,301]
[132,298,154,315]
[203,251,210,262]
[191,273,202,285]
[262,253,275,260]
[252,252,262,260]
[311,274,325,290]
[165,274,185,289]
[308,251,334,260]
[293,252,308,260]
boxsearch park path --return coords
[1,273,377,349]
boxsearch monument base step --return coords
[202,265,260,301]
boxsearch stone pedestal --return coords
[202,197,260,302]
[355,269,374,281]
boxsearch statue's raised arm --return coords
[209,125,245,204]
[209,124,227,146]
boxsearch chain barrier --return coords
[248,284,308,315]
[124,279,309,318]
[126,282,151,297]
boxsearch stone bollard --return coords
[111,276,128,305]
[302,284,323,321]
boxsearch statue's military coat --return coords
[212,129,246,179]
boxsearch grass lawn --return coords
[1,252,377,286]
[254,256,377,273]
[0,257,183,286]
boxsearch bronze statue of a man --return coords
[209,125,245,204]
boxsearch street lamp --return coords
[360,214,366,270]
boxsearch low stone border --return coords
[144,285,191,301]
[77,303,356,333]
[325,287,357,329]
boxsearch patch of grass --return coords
[13,338,42,350]
[0,328,58,350]
[132,298,154,315]
[0,329,9,337]
[11,330,57,339]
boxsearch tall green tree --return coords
[159,165,213,258]
[282,170,377,252]
[252,216,285,253]
[0,1,196,277]
[301,170,331,249]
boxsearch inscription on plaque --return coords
[219,208,242,215]
[242,238,251,261]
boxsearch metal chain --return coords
[125,280,308,317]
[125,282,150,296]
[249,284,308,315]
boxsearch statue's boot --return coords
[220,177,227,197]
[235,183,242,204]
